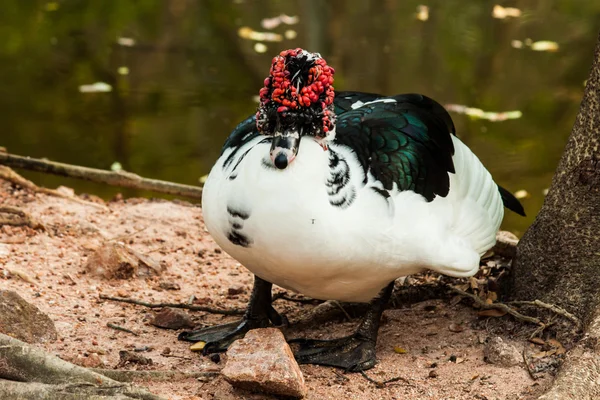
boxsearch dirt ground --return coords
[0,179,553,399]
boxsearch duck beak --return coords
[270,129,300,170]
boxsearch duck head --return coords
[256,48,336,170]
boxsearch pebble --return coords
[483,337,522,367]
[150,307,194,330]
[221,328,306,398]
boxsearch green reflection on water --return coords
[2,0,599,235]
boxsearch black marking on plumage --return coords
[326,149,355,208]
[222,115,272,170]
[227,206,249,220]
[333,93,456,202]
[261,157,277,170]
[226,204,252,247]
[370,186,390,199]
[227,230,252,247]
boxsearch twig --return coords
[4,267,37,284]
[447,285,544,326]
[0,153,202,199]
[0,205,45,230]
[522,350,538,380]
[99,294,244,316]
[106,322,139,336]
[333,301,353,321]
[509,300,583,331]
[359,371,411,388]
[0,165,108,210]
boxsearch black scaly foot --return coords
[178,276,282,354]
[290,282,394,371]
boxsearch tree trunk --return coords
[511,31,600,399]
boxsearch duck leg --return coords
[178,275,282,354]
[290,281,394,371]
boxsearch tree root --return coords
[0,205,45,230]
[509,300,583,332]
[0,165,108,211]
[537,308,600,399]
[0,333,164,400]
[0,380,163,400]
[0,152,202,200]
[90,369,218,383]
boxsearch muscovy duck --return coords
[180,48,525,371]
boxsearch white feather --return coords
[202,134,503,302]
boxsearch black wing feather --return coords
[334,93,456,201]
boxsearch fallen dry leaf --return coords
[449,323,465,333]
[529,337,546,346]
[393,346,408,354]
[477,309,508,317]
[190,341,206,352]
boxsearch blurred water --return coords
[1,0,599,234]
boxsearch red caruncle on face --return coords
[256,48,336,137]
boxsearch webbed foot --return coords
[290,334,376,371]
[178,276,281,354]
[178,319,266,354]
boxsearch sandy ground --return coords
[0,179,552,399]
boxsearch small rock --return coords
[117,350,153,367]
[227,285,245,296]
[483,337,522,367]
[158,281,181,291]
[428,370,439,378]
[150,308,194,330]
[84,242,163,279]
[0,290,57,343]
[222,328,306,398]
[79,352,104,368]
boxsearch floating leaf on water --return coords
[190,341,206,352]
[492,5,522,19]
[117,37,136,47]
[393,346,407,354]
[79,82,112,93]
[511,40,524,49]
[284,30,298,40]
[261,14,299,30]
[416,5,429,21]
[199,174,209,184]
[445,104,522,122]
[117,66,129,75]
[477,309,507,317]
[251,95,260,103]
[111,162,123,172]
[542,188,549,196]
[514,190,530,199]
[531,41,559,52]
[254,43,268,53]
[238,27,282,42]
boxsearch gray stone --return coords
[222,328,306,398]
[483,336,522,367]
[0,290,57,343]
